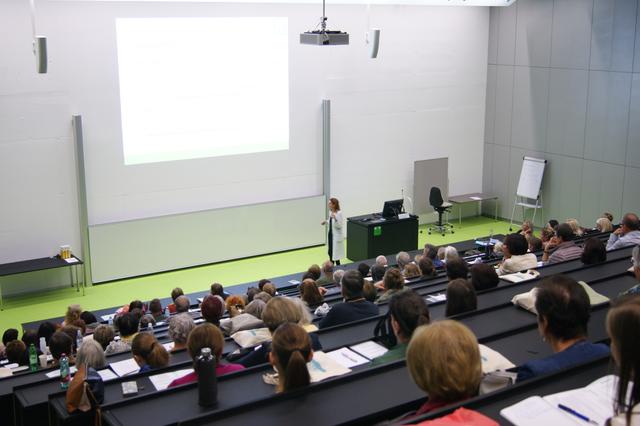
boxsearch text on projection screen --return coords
[115,17,289,165]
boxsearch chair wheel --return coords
[441,233,445,236]
[451,230,455,234]
[428,231,431,235]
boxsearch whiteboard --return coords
[516,157,547,199]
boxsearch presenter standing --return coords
[321,198,345,265]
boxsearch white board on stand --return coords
[516,157,547,199]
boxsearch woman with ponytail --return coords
[269,322,313,393]
[132,332,170,373]
[607,296,640,426]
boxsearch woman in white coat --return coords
[321,198,345,265]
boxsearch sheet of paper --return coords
[426,293,447,303]
[46,366,77,378]
[109,358,140,377]
[326,347,370,368]
[470,196,482,200]
[500,396,583,426]
[479,344,515,372]
[543,375,617,426]
[0,368,12,378]
[307,351,351,383]
[0,359,8,365]
[194,318,205,324]
[64,257,79,264]
[162,342,174,352]
[148,369,193,391]
[4,363,17,369]
[101,314,115,322]
[349,341,388,360]
[97,368,119,382]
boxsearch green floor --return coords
[1,217,512,333]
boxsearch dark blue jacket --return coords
[318,300,379,329]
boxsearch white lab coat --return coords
[326,210,345,261]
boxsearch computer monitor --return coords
[382,199,404,219]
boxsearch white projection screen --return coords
[116,17,290,166]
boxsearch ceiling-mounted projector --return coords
[300,1,349,46]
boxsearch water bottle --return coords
[60,354,70,389]
[147,323,153,334]
[76,329,83,353]
[195,347,217,407]
[28,344,38,372]
[39,337,47,355]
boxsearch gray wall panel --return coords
[551,0,593,69]
[494,65,515,146]
[580,160,625,224]
[635,6,640,72]
[491,144,513,218]
[585,71,632,165]
[515,0,553,67]
[511,66,549,152]
[497,4,518,65]
[627,73,640,168]
[488,7,499,65]
[546,68,588,157]
[590,0,637,72]
[483,143,495,194]
[622,166,640,214]
[485,65,498,143]
[544,153,584,222]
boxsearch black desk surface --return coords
[0,256,83,277]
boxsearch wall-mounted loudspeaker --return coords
[33,36,47,73]
[367,29,380,59]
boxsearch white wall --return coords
[0,0,488,290]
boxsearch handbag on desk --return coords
[66,364,104,426]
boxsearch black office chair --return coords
[427,186,454,236]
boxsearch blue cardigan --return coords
[516,340,610,382]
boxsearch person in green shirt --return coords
[371,290,430,365]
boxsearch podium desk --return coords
[346,214,419,262]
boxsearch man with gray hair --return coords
[396,251,411,269]
[174,295,191,314]
[332,269,345,286]
[607,213,640,251]
[375,255,388,267]
[316,260,335,286]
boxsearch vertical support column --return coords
[322,99,331,245]
[72,115,93,287]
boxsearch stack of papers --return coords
[426,293,447,303]
[97,368,119,382]
[500,375,617,426]
[501,270,540,284]
[307,351,351,383]
[349,341,389,360]
[148,369,193,391]
[326,348,370,368]
[109,358,140,377]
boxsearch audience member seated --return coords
[258,279,272,291]
[424,244,444,268]
[517,220,534,238]
[543,223,584,264]
[566,218,584,237]
[405,321,482,418]
[363,281,378,303]
[167,313,195,352]
[469,263,499,291]
[376,268,409,304]
[300,279,324,309]
[497,233,538,275]
[418,257,437,278]
[169,323,245,387]
[607,213,640,251]
[62,304,82,327]
[129,300,145,314]
[446,279,477,317]
[595,217,613,233]
[370,264,386,285]
[37,321,57,346]
[246,287,260,303]
[403,263,421,279]
[444,246,459,263]
[606,296,640,426]
[105,313,139,355]
[50,331,74,366]
[319,271,379,329]
[61,325,83,353]
[446,258,469,281]
[306,264,322,281]
[516,275,610,382]
[602,212,614,223]
[262,283,277,297]
[253,291,273,304]
[80,311,99,333]
[210,282,226,299]
[67,339,107,409]
[581,237,607,265]
[290,298,316,331]
[149,299,166,322]
[372,291,430,365]
[528,236,543,253]
[269,323,313,393]
[6,340,27,365]
[357,262,371,278]
[132,332,170,373]
[226,295,246,317]
[174,295,191,314]
[201,295,224,325]
[375,255,388,267]
[396,251,411,270]
[546,219,559,231]
[139,315,156,330]
[92,325,115,351]
[19,330,41,364]
[619,246,640,297]
[316,260,334,286]
[220,299,266,336]
[75,339,106,371]
[333,269,345,286]
[237,297,322,368]
[167,287,184,314]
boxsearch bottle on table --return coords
[28,344,38,372]
[39,337,47,355]
[75,329,83,353]
[60,354,70,389]
[196,347,217,407]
